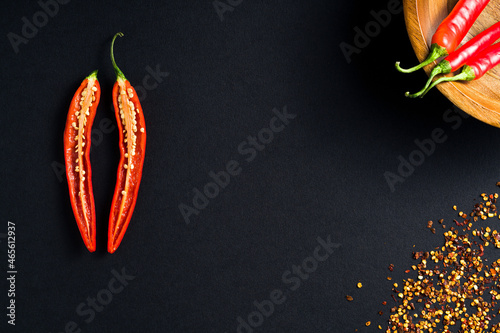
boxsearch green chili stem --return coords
[418,65,476,98]
[87,70,98,80]
[111,32,126,80]
[405,60,453,98]
[396,44,448,74]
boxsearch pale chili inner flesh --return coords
[114,79,142,234]
[73,78,97,242]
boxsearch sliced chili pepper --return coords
[64,70,101,252]
[108,32,147,253]
[418,42,500,97]
[395,0,490,73]
[406,21,500,98]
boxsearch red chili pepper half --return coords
[406,21,500,98]
[417,42,500,97]
[64,70,101,252]
[395,0,490,73]
[108,32,147,253]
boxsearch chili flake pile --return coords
[385,192,500,332]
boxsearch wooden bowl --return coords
[403,0,500,127]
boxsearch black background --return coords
[2,1,500,332]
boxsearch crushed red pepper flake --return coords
[345,295,353,301]
[379,188,500,332]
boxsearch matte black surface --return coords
[2,1,500,332]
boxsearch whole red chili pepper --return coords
[64,70,100,252]
[417,42,500,97]
[395,0,490,73]
[406,21,500,98]
[108,32,147,253]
